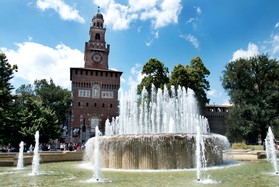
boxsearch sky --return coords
[1,0,279,105]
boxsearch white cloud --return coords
[145,30,160,46]
[231,42,259,61]
[275,22,279,28]
[1,42,83,89]
[129,0,157,11]
[93,0,182,30]
[207,89,217,97]
[129,64,143,87]
[180,34,199,48]
[195,6,202,15]
[36,0,85,23]
[272,34,279,54]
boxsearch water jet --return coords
[85,85,230,170]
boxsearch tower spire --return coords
[98,6,100,13]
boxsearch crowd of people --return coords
[1,142,85,153]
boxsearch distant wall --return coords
[0,151,83,167]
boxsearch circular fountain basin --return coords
[85,133,230,170]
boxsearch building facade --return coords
[69,10,122,143]
[204,104,231,135]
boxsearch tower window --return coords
[95,33,100,40]
[78,102,81,106]
[102,103,105,108]
[94,103,97,107]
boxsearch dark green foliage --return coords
[34,79,72,126]
[0,53,17,146]
[0,53,72,146]
[186,57,210,111]
[170,63,189,88]
[15,96,60,144]
[14,79,72,145]
[137,58,169,95]
[222,54,279,142]
[137,57,210,112]
[170,57,210,112]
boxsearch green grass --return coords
[232,143,264,150]
[0,161,278,187]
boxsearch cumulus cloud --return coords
[93,0,182,30]
[275,22,279,28]
[36,0,85,23]
[0,42,83,89]
[128,64,143,87]
[180,34,199,48]
[231,42,259,61]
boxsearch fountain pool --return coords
[0,161,278,187]
[85,85,230,170]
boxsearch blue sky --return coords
[1,0,279,105]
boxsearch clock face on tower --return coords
[92,53,102,63]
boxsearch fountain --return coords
[16,141,24,169]
[31,131,40,175]
[265,126,279,174]
[85,85,230,170]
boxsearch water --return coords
[84,126,111,183]
[31,131,40,175]
[1,161,278,187]
[86,85,229,178]
[16,141,24,169]
[105,85,209,135]
[265,127,279,174]
[92,126,102,181]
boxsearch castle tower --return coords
[69,9,122,143]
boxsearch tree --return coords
[170,57,210,112]
[170,63,190,88]
[15,96,60,144]
[186,57,210,111]
[137,58,169,95]
[34,79,72,126]
[0,53,17,146]
[222,54,279,142]
[13,79,72,145]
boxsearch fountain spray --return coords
[16,141,24,169]
[31,131,40,175]
[265,127,279,175]
[93,126,102,181]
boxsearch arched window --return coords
[95,33,100,40]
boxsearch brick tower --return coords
[69,9,122,143]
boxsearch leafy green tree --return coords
[170,63,189,88]
[222,54,279,142]
[186,57,210,111]
[137,58,169,95]
[15,96,59,144]
[170,57,210,111]
[34,79,72,126]
[13,79,72,145]
[0,53,17,146]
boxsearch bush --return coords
[232,142,248,149]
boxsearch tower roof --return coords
[93,6,103,20]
